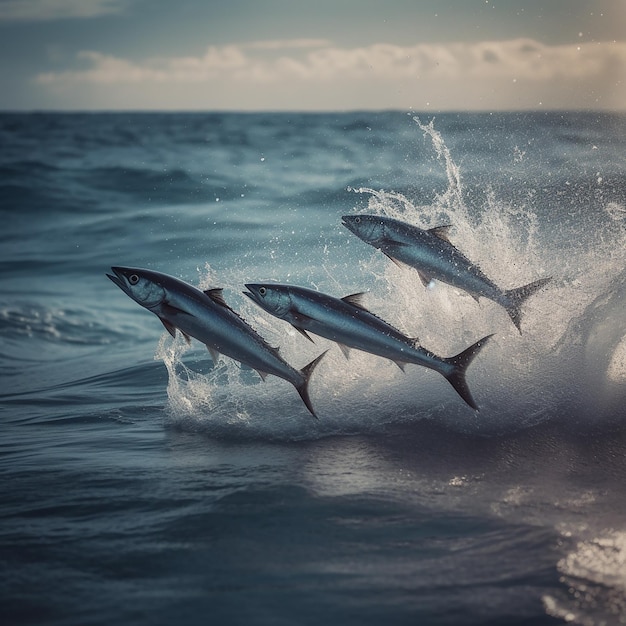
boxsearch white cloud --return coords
[33,38,626,110]
[243,39,332,51]
[0,0,128,21]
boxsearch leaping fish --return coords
[342,214,551,333]
[107,267,326,417]
[244,282,491,410]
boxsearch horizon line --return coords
[1,107,625,115]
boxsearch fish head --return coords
[341,214,386,247]
[243,284,292,318]
[107,266,166,309]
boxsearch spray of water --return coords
[157,117,626,438]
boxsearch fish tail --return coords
[443,334,493,410]
[296,350,328,418]
[503,277,552,333]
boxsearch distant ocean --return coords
[1,111,625,625]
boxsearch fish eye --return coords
[259,287,267,296]
[355,216,361,224]
[129,274,139,285]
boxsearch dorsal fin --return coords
[341,292,368,311]
[204,288,231,309]
[428,224,453,243]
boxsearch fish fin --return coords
[393,360,407,372]
[417,271,434,288]
[291,311,320,338]
[292,324,315,343]
[442,334,493,410]
[206,345,220,364]
[341,292,368,310]
[471,293,480,303]
[255,369,269,382]
[181,331,191,345]
[428,224,453,243]
[161,302,189,317]
[295,350,328,419]
[503,277,552,334]
[382,237,409,248]
[384,253,405,269]
[204,288,231,309]
[337,343,351,359]
[159,316,178,339]
[207,288,262,331]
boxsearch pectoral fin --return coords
[159,317,178,339]
[383,252,405,269]
[292,324,315,343]
[161,302,189,318]
[291,312,318,341]
[158,316,191,344]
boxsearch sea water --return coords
[1,111,625,625]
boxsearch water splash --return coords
[157,117,626,437]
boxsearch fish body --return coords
[244,283,491,410]
[342,214,551,332]
[107,267,325,417]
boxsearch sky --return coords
[0,0,624,111]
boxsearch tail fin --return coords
[443,334,493,411]
[503,277,552,333]
[296,350,328,418]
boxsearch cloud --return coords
[34,38,626,110]
[243,39,333,51]
[0,0,128,21]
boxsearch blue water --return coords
[2,111,626,625]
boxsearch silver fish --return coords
[244,283,491,410]
[342,214,551,333]
[107,267,325,417]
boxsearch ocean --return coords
[1,110,625,625]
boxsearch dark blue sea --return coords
[1,111,626,625]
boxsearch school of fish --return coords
[108,214,551,417]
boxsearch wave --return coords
[0,302,124,347]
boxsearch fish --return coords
[107,266,326,417]
[341,214,551,333]
[244,282,492,410]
